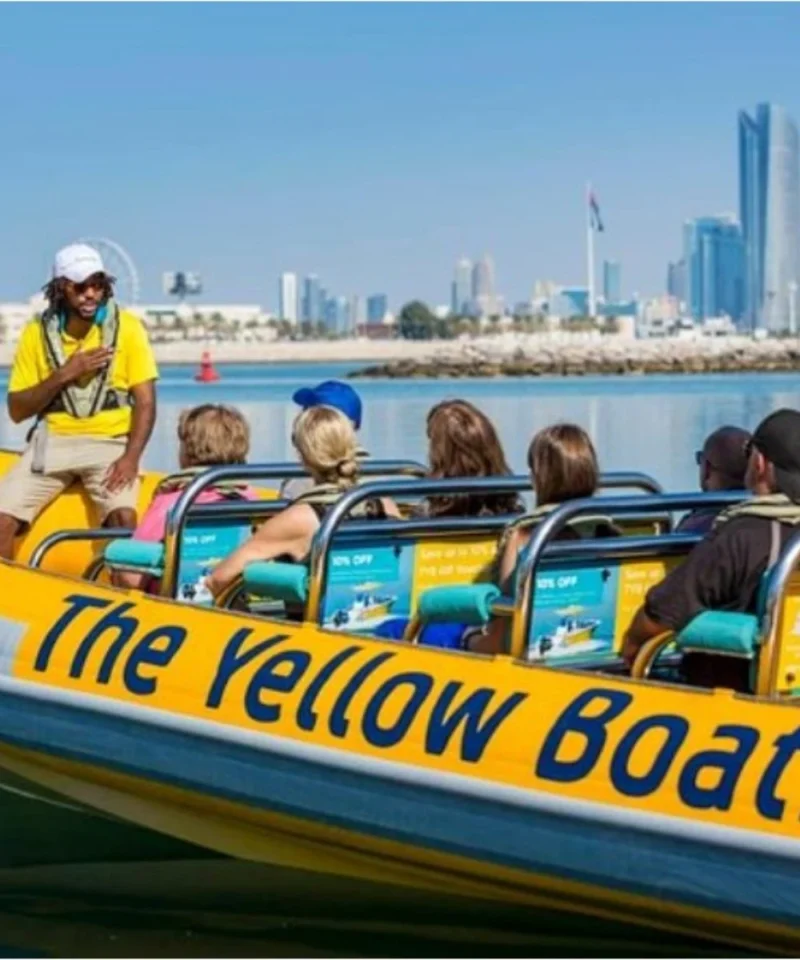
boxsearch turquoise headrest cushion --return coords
[243,561,309,604]
[104,539,165,575]
[418,584,502,626]
[676,610,760,657]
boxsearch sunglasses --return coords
[67,274,106,296]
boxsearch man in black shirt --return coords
[675,425,751,535]
[623,408,800,689]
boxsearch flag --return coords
[589,191,604,233]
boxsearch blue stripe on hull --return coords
[0,689,797,936]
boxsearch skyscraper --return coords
[301,274,322,323]
[683,216,744,322]
[451,258,472,315]
[667,260,687,303]
[471,255,495,317]
[279,272,298,324]
[350,295,366,333]
[367,293,388,324]
[603,260,622,303]
[324,296,350,336]
[739,103,800,332]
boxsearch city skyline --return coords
[1,5,800,308]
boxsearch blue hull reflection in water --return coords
[1,363,794,493]
[0,861,745,959]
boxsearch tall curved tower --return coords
[739,104,800,333]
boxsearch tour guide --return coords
[0,243,158,558]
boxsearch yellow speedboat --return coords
[0,464,797,956]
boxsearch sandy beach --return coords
[0,336,437,367]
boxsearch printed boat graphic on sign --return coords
[328,581,398,628]
[530,605,603,660]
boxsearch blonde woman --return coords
[207,406,396,599]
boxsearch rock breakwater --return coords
[348,335,800,379]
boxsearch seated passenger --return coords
[623,409,800,692]
[279,381,368,500]
[470,424,617,655]
[207,406,396,603]
[119,404,255,591]
[371,400,522,649]
[676,425,751,535]
[423,399,524,518]
[496,423,617,591]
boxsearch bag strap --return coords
[87,302,121,418]
[769,519,781,568]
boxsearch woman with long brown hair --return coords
[471,422,618,655]
[424,399,523,517]
[496,422,616,587]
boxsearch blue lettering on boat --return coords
[536,688,632,782]
[33,595,524,765]
[34,596,800,815]
[296,645,362,732]
[361,671,434,748]
[536,687,800,826]
[205,628,289,708]
[609,714,689,797]
[123,625,186,696]
[677,724,760,811]
[425,682,529,763]
[245,649,312,723]
[756,728,800,820]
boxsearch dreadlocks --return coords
[41,274,117,317]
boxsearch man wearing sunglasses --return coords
[623,408,800,691]
[0,243,158,559]
[675,425,751,535]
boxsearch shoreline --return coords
[0,333,797,377]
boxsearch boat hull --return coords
[0,563,799,954]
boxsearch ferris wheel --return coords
[79,237,141,306]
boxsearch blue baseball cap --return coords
[292,380,363,429]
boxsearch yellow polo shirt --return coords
[9,310,159,437]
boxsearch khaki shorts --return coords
[0,433,140,526]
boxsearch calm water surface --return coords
[0,361,788,957]
[1,362,794,490]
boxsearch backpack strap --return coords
[769,519,781,568]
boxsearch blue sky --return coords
[1,3,798,311]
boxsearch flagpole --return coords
[586,181,596,318]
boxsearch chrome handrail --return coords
[29,528,134,570]
[304,471,663,624]
[156,468,663,529]
[510,491,746,655]
[160,459,426,597]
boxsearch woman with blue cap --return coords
[281,380,368,500]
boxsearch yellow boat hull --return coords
[0,561,798,954]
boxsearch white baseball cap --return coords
[52,243,105,283]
